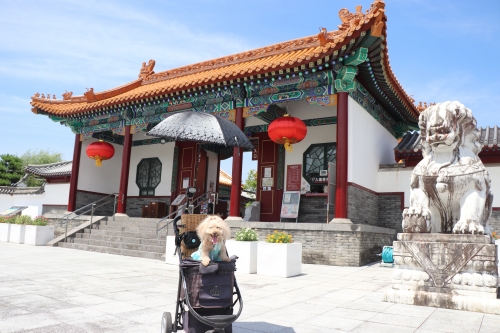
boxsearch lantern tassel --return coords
[283,138,293,152]
[95,156,102,167]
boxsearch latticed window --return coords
[136,158,162,196]
[303,143,336,192]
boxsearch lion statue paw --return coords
[402,207,431,233]
[452,219,485,235]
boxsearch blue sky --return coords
[1,0,499,181]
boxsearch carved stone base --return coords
[383,233,500,314]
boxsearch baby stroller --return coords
[161,213,243,333]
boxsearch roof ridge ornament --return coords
[139,59,156,79]
[62,90,73,100]
[84,88,97,102]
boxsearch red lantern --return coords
[86,140,115,167]
[268,114,307,152]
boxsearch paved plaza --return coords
[0,242,499,333]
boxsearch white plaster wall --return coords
[206,151,219,192]
[128,141,176,196]
[348,96,398,191]
[43,183,70,204]
[284,124,337,167]
[78,139,123,194]
[377,167,414,207]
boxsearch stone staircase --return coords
[57,216,168,260]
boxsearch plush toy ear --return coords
[197,217,210,237]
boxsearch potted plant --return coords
[0,216,15,242]
[226,227,259,274]
[9,215,31,244]
[257,230,302,278]
[24,216,54,246]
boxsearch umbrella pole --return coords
[193,143,201,188]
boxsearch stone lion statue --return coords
[402,101,493,234]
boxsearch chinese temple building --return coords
[29,0,429,226]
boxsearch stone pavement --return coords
[0,242,499,333]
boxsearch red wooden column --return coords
[335,92,348,218]
[229,107,244,218]
[117,125,132,214]
[67,134,82,212]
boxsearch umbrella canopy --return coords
[146,111,254,150]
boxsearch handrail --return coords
[62,193,119,242]
[156,191,218,236]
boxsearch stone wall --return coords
[42,205,68,214]
[281,195,334,223]
[489,210,500,232]
[75,191,171,218]
[347,184,403,232]
[226,221,395,267]
[75,191,114,216]
[126,197,170,218]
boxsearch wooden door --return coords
[255,132,283,222]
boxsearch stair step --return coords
[59,242,163,260]
[97,225,159,232]
[75,233,166,246]
[83,229,164,239]
[72,238,165,252]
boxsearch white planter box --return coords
[257,242,302,278]
[165,235,179,265]
[226,240,257,274]
[24,225,55,246]
[9,224,26,244]
[0,223,11,242]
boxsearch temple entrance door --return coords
[254,132,283,222]
[175,141,208,198]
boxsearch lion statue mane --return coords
[402,101,493,234]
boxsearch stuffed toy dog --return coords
[191,215,231,266]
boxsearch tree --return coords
[20,149,63,187]
[0,154,24,186]
[243,169,257,193]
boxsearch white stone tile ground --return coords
[0,242,499,332]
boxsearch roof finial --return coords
[139,59,156,79]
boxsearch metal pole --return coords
[113,194,117,221]
[64,216,68,243]
[89,204,95,234]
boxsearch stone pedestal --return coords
[383,233,500,314]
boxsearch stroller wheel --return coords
[161,312,173,333]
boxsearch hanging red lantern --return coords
[268,114,307,152]
[86,140,115,167]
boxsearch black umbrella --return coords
[146,111,253,149]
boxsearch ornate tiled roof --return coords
[24,161,72,177]
[395,127,500,153]
[30,0,419,124]
[394,131,421,152]
[219,170,232,187]
[0,185,45,195]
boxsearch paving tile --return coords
[419,308,484,333]
[307,313,364,331]
[322,307,379,321]
[0,312,62,333]
[382,303,437,318]
[83,300,145,314]
[351,321,416,333]
[368,312,427,328]
[19,323,90,333]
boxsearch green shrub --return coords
[265,230,293,243]
[234,227,259,241]
[0,216,16,223]
[14,215,32,225]
[30,216,48,226]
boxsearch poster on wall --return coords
[280,191,301,222]
[286,164,301,191]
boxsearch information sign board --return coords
[280,191,301,222]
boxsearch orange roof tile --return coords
[30,0,418,122]
[219,170,232,187]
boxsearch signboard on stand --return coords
[286,164,301,191]
[280,191,301,222]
